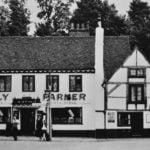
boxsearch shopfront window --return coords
[52,107,82,124]
[0,76,11,92]
[0,108,11,123]
[69,75,82,92]
[118,113,131,126]
[22,76,35,92]
[46,75,59,92]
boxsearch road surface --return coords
[0,136,150,150]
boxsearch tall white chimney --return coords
[95,17,104,78]
[95,16,105,133]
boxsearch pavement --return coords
[0,136,150,150]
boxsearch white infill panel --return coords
[123,48,150,67]
[108,84,126,97]
[109,68,127,82]
[123,50,137,67]
[107,98,126,109]
[128,104,136,110]
[137,50,150,66]
[137,104,145,110]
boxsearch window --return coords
[52,107,82,124]
[0,76,11,92]
[128,68,145,78]
[118,113,131,126]
[0,108,11,123]
[22,76,35,92]
[129,84,144,103]
[46,75,59,92]
[69,75,82,92]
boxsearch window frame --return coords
[22,75,35,92]
[128,68,145,78]
[46,75,59,92]
[0,108,11,124]
[128,84,145,104]
[0,76,11,92]
[118,112,131,127]
[69,75,82,92]
[52,107,83,125]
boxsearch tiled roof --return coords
[0,36,131,80]
[0,36,95,70]
[104,36,131,80]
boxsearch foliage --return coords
[0,6,10,36]
[52,0,71,35]
[35,22,54,36]
[128,0,150,58]
[71,0,129,35]
[35,0,72,36]
[5,0,30,36]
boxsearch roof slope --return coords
[0,36,131,80]
[104,36,131,80]
[0,36,95,70]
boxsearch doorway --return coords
[21,109,35,135]
[131,112,143,136]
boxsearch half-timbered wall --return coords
[106,48,150,129]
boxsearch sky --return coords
[1,0,150,34]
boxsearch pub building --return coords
[1,18,149,138]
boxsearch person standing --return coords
[36,115,43,140]
[12,116,18,141]
[41,119,47,141]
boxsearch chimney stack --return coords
[95,14,105,116]
[69,22,90,37]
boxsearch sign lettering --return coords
[44,93,86,101]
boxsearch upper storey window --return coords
[22,76,35,92]
[128,68,145,78]
[69,75,82,92]
[46,75,59,92]
[0,76,11,92]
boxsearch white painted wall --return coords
[0,72,96,131]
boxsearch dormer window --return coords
[128,68,145,78]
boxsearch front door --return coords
[131,112,143,136]
[21,109,35,135]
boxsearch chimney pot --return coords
[86,22,89,30]
[81,23,85,30]
[76,23,80,30]
[71,23,74,30]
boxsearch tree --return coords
[71,0,129,35]
[35,0,53,36]
[52,0,71,35]
[35,0,72,36]
[128,0,150,58]
[0,6,10,36]
[5,0,30,36]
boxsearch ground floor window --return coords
[0,108,11,123]
[118,112,131,126]
[52,107,82,124]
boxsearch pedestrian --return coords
[36,115,43,140]
[41,119,47,141]
[12,116,18,141]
